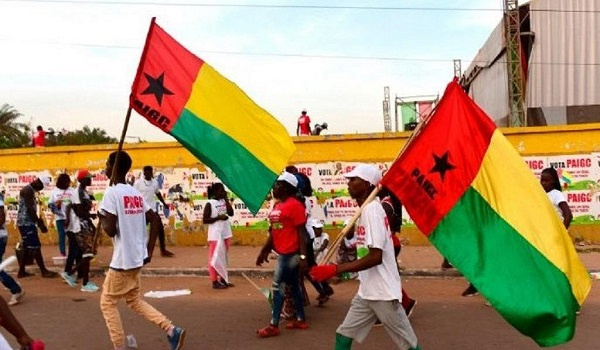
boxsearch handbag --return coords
[15,240,34,266]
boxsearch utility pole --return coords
[504,0,526,126]
[383,86,391,132]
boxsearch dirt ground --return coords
[2,274,599,350]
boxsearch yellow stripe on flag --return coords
[471,131,591,305]
[185,63,295,174]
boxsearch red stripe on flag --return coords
[130,20,204,133]
[381,80,496,235]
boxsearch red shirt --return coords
[269,197,306,254]
[33,130,45,147]
[297,115,311,135]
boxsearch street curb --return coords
[18,267,600,279]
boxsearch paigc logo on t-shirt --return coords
[268,209,283,229]
[123,195,145,215]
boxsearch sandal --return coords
[257,324,280,338]
[285,320,309,330]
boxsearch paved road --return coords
[2,274,598,349]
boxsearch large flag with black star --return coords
[381,79,591,347]
[130,18,295,214]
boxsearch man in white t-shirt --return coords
[133,165,174,257]
[310,164,420,350]
[98,151,185,350]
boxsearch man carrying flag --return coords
[310,164,420,350]
[380,79,591,347]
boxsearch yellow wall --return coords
[4,123,600,246]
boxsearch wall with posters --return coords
[3,123,600,246]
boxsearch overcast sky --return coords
[0,0,506,141]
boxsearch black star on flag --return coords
[141,72,174,106]
[429,151,456,181]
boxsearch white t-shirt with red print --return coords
[100,184,151,270]
[355,198,402,301]
[206,199,233,241]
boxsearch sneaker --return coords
[8,291,24,306]
[461,284,479,297]
[405,299,417,318]
[212,281,228,289]
[60,272,77,287]
[80,282,100,293]
[167,326,186,350]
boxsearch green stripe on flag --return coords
[430,187,579,347]
[171,109,278,213]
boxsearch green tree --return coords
[46,126,118,146]
[0,104,30,148]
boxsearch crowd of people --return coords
[0,150,573,349]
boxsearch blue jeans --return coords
[55,219,66,255]
[271,253,305,325]
[0,236,21,294]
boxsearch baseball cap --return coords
[38,175,51,187]
[311,219,323,228]
[344,164,382,186]
[77,169,93,181]
[277,172,298,188]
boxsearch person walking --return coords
[0,195,24,306]
[310,164,420,350]
[16,176,57,279]
[48,173,77,258]
[98,151,185,350]
[134,165,175,257]
[255,172,309,337]
[61,169,99,292]
[203,183,234,289]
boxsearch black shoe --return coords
[219,279,234,287]
[17,271,34,278]
[461,284,479,297]
[212,281,228,289]
[317,293,329,306]
[441,259,454,269]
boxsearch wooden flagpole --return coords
[320,100,439,265]
[92,106,133,253]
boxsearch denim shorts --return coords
[18,225,41,249]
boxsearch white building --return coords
[462,0,600,126]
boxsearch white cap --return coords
[302,108,307,113]
[311,219,323,228]
[38,175,51,187]
[344,164,382,186]
[277,172,298,187]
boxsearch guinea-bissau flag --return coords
[130,18,295,214]
[381,79,591,347]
